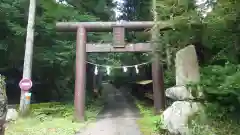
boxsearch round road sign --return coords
[19,78,32,91]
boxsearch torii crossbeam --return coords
[56,21,170,121]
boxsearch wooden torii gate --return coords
[56,21,170,121]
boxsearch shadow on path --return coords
[76,84,142,135]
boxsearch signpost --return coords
[19,78,32,91]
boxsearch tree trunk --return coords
[19,0,36,116]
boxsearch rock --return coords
[175,45,200,86]
[166,86,203,101]
[162,101,201,135]
[6,109,18,122]
[166,86,194,100]
[0,75,7,132]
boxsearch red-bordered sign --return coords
[19,78,32,91]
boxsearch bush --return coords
[187,64,240,135]
[164,69,175,88]
[188,103,240,135]
[199,64,240,108]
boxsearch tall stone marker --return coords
[175,45,200,86]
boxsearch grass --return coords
[6,99,104,135]
[135,99,240,135]
[135,100,161,135]
[188,104,240,135]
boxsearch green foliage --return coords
[119,0,152,21]
[30,102,74,121]
[135,100,162,135]
[6,100,104,135]
[155,0,240,66]
[164,69,175,88]
[135,100,171,135]
[29,101,103,121]
[183,64,240,135]
[199,64,240,106]
[0,0,115,102]
[188,103,240,135]
[65,0,114,21]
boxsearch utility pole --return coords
[151,0,166,114]
[19,0,36,116]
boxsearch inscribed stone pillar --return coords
[175,45,200,86]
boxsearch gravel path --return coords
[77,83,142,135]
